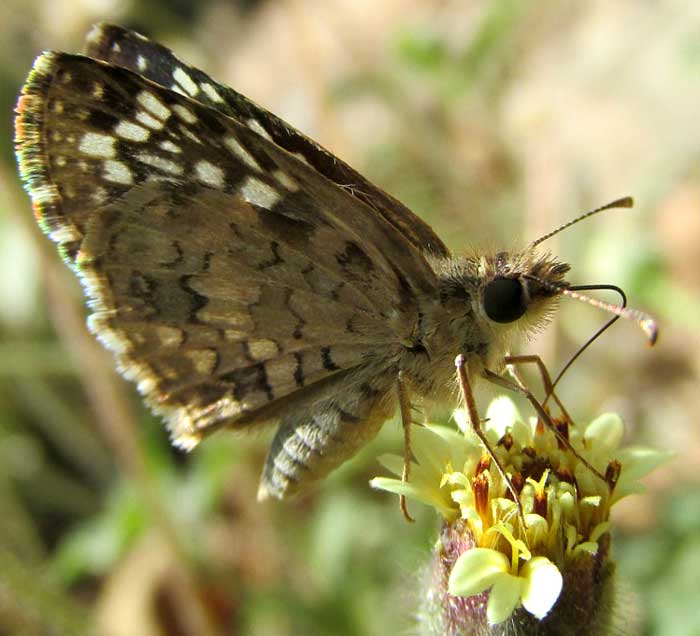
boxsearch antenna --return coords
[524,275,658,346]
[542,284,624,407]
[528,196,634,249]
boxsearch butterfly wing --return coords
[15,50,439,489]
[83,23,451,261]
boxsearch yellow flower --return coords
[371,397,671,628]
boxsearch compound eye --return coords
[483,277,527,323]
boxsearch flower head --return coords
[371,397,671,630]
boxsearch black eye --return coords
[483,277,527,323]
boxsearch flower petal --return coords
[520,556,562,619]
[584,413,623,452]
[376,453,405,477]
[616,447,674,482]
[485,396,520,439]
[487,573,523,624]
[448,548,509,597]
[369,477,455,518]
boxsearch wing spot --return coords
[248,339,280,360]
[103,159,133,184]
[52,101,64,114]
[179,125,202,144]
[92,186,108,205]
[240,175,281,209]
[155,325,184,348]
[159,140,182,153]
[273,170,299,191]
[54,156,67,167]
[115,121,150,142]
[321,347,340,371]
[137,90,171,120]
[137,54,148,71]
[201,82,224,103]
[185,349,218,376]
[224,136,261,171]
[92,83,104,99]
[292,151,310,166]
[195,160,225,188]
[135,152,184,175]
[247,118,273,141]
[173,104,197,124]
[136,110,164,130]
[79,132,116,158]
[173,67,199,96]
[293,352,304,387]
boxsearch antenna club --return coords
[641,318,659,346]
[614,196,634,209]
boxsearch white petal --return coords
[485,396,520,439]
[376,453,404,477]
[369,477,455,517]
[487,573,523,624]
[452,408,470,434]
[410,425,452,472]
[520,557,563,619]
[616,447,674,482]
[584,413,623,452]
[448,548,509,597]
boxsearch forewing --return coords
[15,52,435,447]
[83,23,451,260]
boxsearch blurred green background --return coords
[1,1,699,635]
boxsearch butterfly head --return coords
[478,249,570,335]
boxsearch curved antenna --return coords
[525,274,658,346]
[542,284,625,406]
[558,286,658,345]
[528,196,634,249]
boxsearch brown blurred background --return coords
[1,1,699,635]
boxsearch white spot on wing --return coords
[135,153,184,175]
[201,82,224,103]
[136,111,164,130]
[172,104,197,124]
[247,118,273,141]
[115,121,150,142]
[240,176,281,209]
[92,186,108,205]
[224,136,261,171]
[273,170,299,191]
[103,160,133,184]
[195,160,225,189]
[159,140,181,153]
[79,132,116,158]
[137,55,148,71]
[292,151,310,165]
[137,91,171,120]
[173,67,199,96]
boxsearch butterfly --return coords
[14,24,657,503]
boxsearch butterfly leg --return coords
[396,373,414,523]
[454,355,526,527]
[482,368,607,484]
[503,354,574,425]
